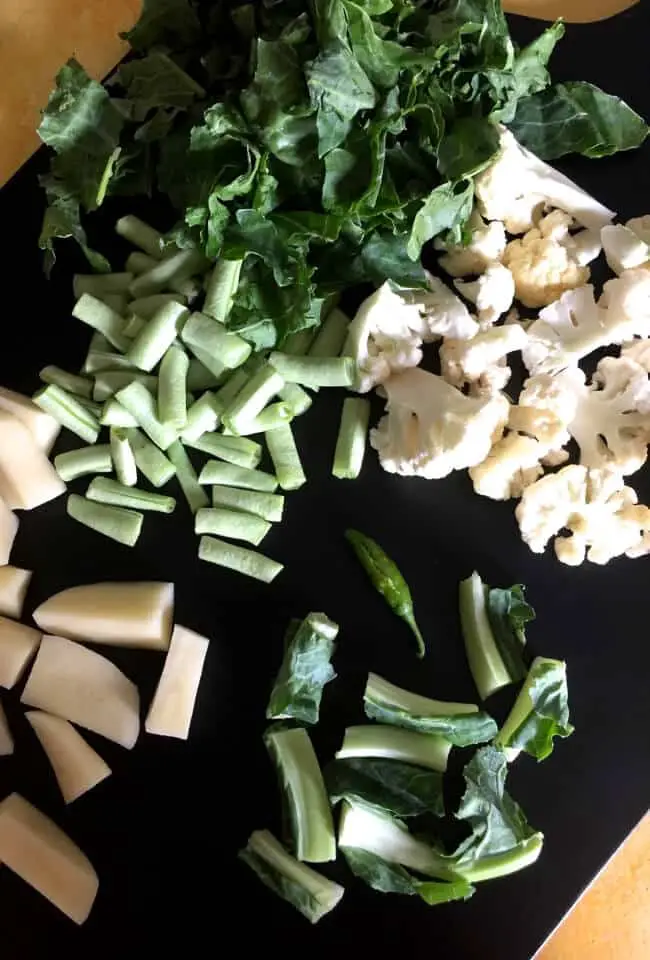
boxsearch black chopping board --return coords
[1,7,650,959]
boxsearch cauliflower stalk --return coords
[370,367,508,479]
[601,224,650,275]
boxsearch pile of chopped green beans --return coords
[34,217,371,583]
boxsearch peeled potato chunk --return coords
[33,581,174,651]
[0,793,98,924]
[146,624,209,739]
[26,711,111,803]
[0,616,41,688]
[0,411,66,511]
[0,700,14,755]
[21,635,140,749]
[0,565,32,618]
[0,386,61,453]
[0,497,18,565]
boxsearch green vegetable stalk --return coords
[345,529,426,657]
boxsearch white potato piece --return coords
[33,581,174,651]
[0,411,66,510]
[21,635,140,749]
[0,498,18,564]
[0,386,61,453]
[0,793,98,924]
[0,565,32,618]
[0,616,41,688]
[26,711,111,803]
[146,624,209,739]
[0,700,14,755]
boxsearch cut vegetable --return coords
[34,384,100,444]
[181,311,251,370]
[278,383,312,416]
[267,613,338,724]
[21,635,140,748]
[127,301,188,372]
[223,402,293,435]
[265,424,306,491]
[198,461,278,492]
[72,294,130,352]
[0,386,60,453]
[0,701,14,755]
[222,365,284,434]
[495,657,574,761]
[100,399,138,428]
[308,308,350,358]
[26,711,111,804]
[67,495,143,547]
[211,485,284,522]
[195,507,271,546]
[337,725,451,773]
[187,358,220,392]
[33,581,174,650]
[185,432,262,469]
[203,258,242,322]
[54,445,112,482]
[92,371,157,402]
[115,381,178,450]
[269,353,354,388]
[326,757,445,820]
[116,215,166,259]
[129,248,206,298]
[87,477,176,514]
[179,392,219,443]
[239,829,344,924]
[459,572,514,701]
[0,616,41,688]
[110,428,138,487]
[0,566,32,619]
[73,271,134,299]
[0,793,99,923]
[125,251,157,274]
[0,497,18,564]
[198,535,283,583]
[126,428,177,488]
[145,624,209,739]
[333,397,370,480]
[0,411,66,510]
[40,365,93,399]
[128,293,186,319]
[158,344,189,429]
[265,726,336,863]
[166,440,209,513]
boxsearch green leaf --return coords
[38,175,111,276]
[510,81,649,160]
[113,52,205,121]
[38,59,125,211]
[437,117,500,181]
[496,657,574,761]
[305,40,377,156]
[511,20,565,101]
[407,179,473,260]
[342,847,475,902]
[486,584,534,686]
[266,613,338,725]
[121,0,201,52]
[326,757,445,818]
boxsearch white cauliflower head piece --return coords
[454,263,515,327]
[435,209,507,277]
[440,323,527,397]
[626,215,650,245]
[475,128,616,234]
[523,285,610,375]
[400,274,479,342]
[601,224,650,275]
[503,217,590,309]
[370,367,509,479]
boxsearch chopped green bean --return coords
[87,477,176,514]
[198,461,278,492]
[282,329,315,356]
[211,368,250,414]
[122,313,147,339]
[166,440,209,513]
[73,273,133,302]
[102,294,128,315]
[333,397,370,480]
[125,428,176,488]
[184,433,262,469]
[222,366,284,434]
[129,248,207,298]
[93,371,157,402]
[116,215,166,259]
[100,399,138,428]
[83,351,137,374]
[195,508,271,546]
[125,251,157,275]
[198,535,283,583]
[211,485,284,522]
[115,382,177,450]
[40,366,93,399]
[67,494,143,547]
[126,301,188,372]
[269,353,354,388]
[180,392,219,443]
[278,383,312,417]
[110,428,138,487]
[54,445,112,482]
[76,397,104,418]
[184,342,228,381]
[187,358,220,392]
[158,345,189,430]
[181,312,251,370]
[203,258,242,323]
[308,308,350,358]
[72,294,130,352]
[265,424,306,491]
[33,385,100,444]
[222,402,292,436]
[128,294,186,320]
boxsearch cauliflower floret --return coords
[503,222,590,309]
[401,274,479,341]
[370,367,509,479]
[516,465,650,565]
[435,210,507,277]
[440,324,527,397]
[626,215,650,245]
[523,274,650,375]
[474,128,616,234]
[600,224,650,275]
[537,209,602,267]
[454,263,515,327]
[621,338,650,371]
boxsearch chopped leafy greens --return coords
[326,756,445,819]
[266,612,338,724]
[496,657,574,761]
[37,0,647,346]
[342,847,474,904]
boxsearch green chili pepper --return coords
[345,529,426,658]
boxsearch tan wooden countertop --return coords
[0,3,646,956]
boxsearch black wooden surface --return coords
[1,7,649,958]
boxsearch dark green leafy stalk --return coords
[266,613,338,725]
[342,848,475,904]
[345,529,425,657]
[495,19,565,123]
[364,696,497,748]
[325,757,445,818]
[486,585,534,686]
[496,657,574,761]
